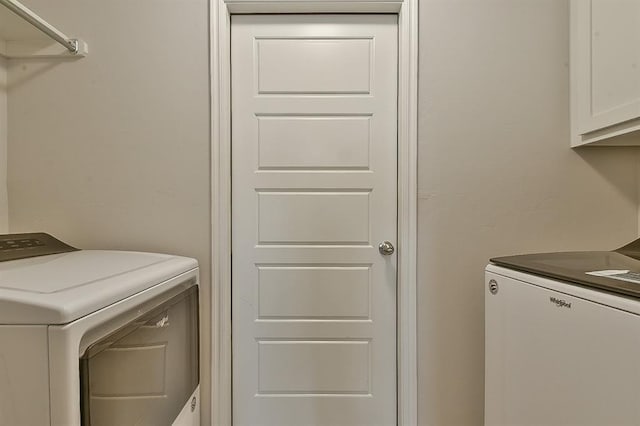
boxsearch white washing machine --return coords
[486,240,640,426]
[0,233,200,426]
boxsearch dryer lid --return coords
[0,250,198,324]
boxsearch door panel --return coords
[256,38,372,94]
[257,340,371,393]
[257,115,371,170]
[257,266,371,319]
[232,14,398,426]
[257,191,371,244]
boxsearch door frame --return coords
[210,1,418,424]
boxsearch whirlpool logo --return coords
[550,296,571,309]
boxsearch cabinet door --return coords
[571,0,640,146]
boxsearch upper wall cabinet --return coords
[0,0,87,59]
[571,0,640,146]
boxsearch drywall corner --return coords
[0,55,7,233]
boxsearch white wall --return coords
[0,56,7,233]
[418,1,639,425]
[5,0,211,422]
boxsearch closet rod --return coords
[0,0,79,54]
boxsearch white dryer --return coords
[485,240,640,426]
[0,233,200,426]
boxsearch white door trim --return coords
[210,1,418,424]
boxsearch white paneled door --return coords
[231,15,398,426]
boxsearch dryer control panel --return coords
[0,232,78,262]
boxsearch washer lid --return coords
[0,250,198,324]
[491,238,640,299]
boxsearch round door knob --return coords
[379,241,395,256]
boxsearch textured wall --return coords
[5,0,211,422]
[418,1,639,424]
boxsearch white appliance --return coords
[485,241,640,426]
[0,233,200,426]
